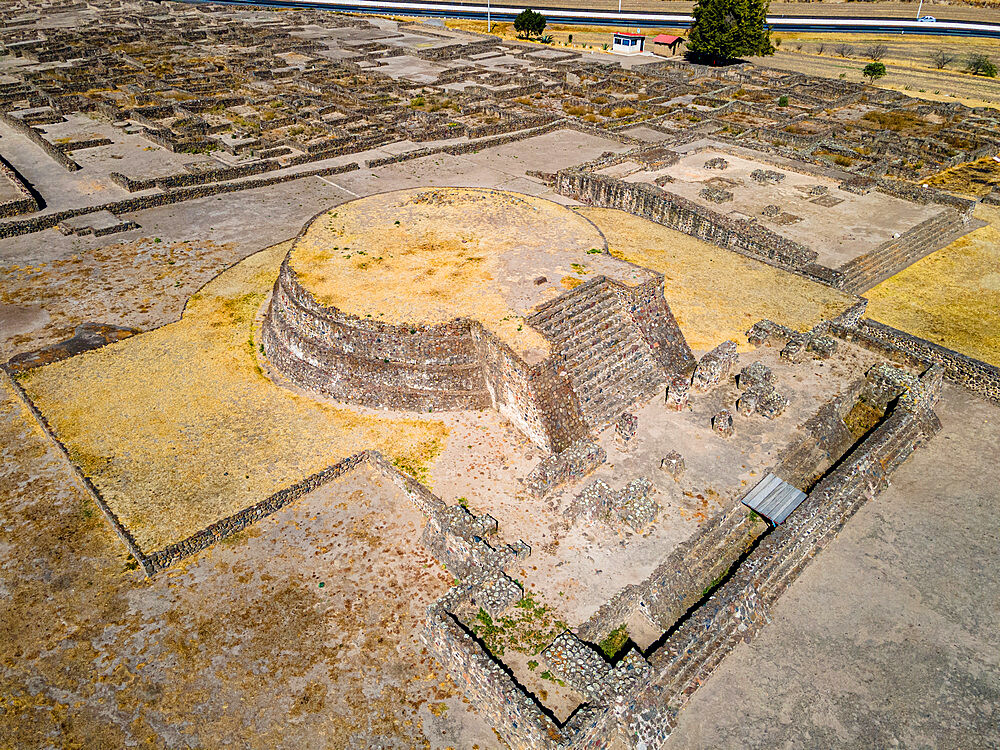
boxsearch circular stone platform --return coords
[261,187,682,448]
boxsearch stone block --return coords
[700,185,733,204]
[615,412,638,450]
[807,334,838,359]
[665,376,691,411]
[738,361,772,390]
[712,409,735,437]
[780,335,809,363]
[757,389,789,419]
[704,156,729,170]
[761,204,781,217]
[736,392,758,417]
[692,340,738,392]
[659,451,685,480]
[750,168,784,184]
[474,572,523,618]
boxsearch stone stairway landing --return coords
[529,278,666,432]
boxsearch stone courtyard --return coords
[1,1,999,749]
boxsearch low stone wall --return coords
[0,160,361,239]
[1,366,152,574]
[554,171,818,276]
[0,110,80,171]
[833,319,1000,405]
[147,451,372,572]
[0,151,39,217]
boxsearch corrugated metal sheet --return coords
[741,473,807,525]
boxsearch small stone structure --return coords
[699,185,733,204]
[566,477,659,532]
[665,376,690,411]
[615,412,638,450]
[659,451,685,480]
[738,361,772,389]
[750,168,785,184]
[522,439,606,498]
[692,340,738,392]
[704,157,729,170]
[712,409,735,437]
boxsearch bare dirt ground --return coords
[864,204,1000,367]
[665,383,1000,749]
[16,242,447,552]
[0,378,500,749]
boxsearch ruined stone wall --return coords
[573,369,942,749]
[0,109,80,171]
[555,171,818,275]
[833,319,1000,405]
[0,160,361,239]
[423,600,568,750]
[0,151,39,217]
[263,255,492,412]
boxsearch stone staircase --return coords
[837,208,969,294]
[529,278,665,432]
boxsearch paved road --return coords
[194,0,1000,37]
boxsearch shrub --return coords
[612,106,636,118]
[931,50,955,69]
[863,62,887,84]
[778,94,789,106]
[966,54,998,77]
[866,43,888,62]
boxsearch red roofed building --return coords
[652,33,684,55]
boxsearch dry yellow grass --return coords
[865,205,1000,367]
[19,241,448,552]
[577,207,856,351]
[926,156,1000,197]
[290,187,607,357]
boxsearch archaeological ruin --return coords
[2,0,999,748]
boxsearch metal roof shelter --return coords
[741,473,807,525]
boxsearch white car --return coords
[918,15,937,22]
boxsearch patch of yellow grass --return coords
[290,188,606,357]
[19,241,448,552]
[865,205,1000,367]
[577,207,855,351]
[926,156,1000,198]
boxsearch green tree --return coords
[863,61,887,84]
[513,9,546,38]
[687,0,774,65]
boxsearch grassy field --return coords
[18,241,448,552]
[440,1,1000,17]
[577,207,856,351]
[865,204,1000,367]
[440,17,1000,108]
[756,33,1000,107]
